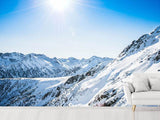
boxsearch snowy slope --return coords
[0,53,112,78]
[0,26,160,106]
[0,77,69,106]
[0,60,111,106]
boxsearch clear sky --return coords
[0,0,160,58]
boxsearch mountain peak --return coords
[119,26,160,58]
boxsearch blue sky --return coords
[0,0,160,58]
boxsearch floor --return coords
[0,107,160,120]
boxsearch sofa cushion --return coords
[132,73,150,92]
[148,75,160,91]
[132,91,160,100]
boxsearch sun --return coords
[48,0,72,12]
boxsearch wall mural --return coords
[0,0,160,107]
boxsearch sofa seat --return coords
[132,91,160,105]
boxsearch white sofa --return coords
[123,73,160,112]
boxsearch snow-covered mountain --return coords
[88,26,160,106]
[0,53,113,78]
[0,26,160,106]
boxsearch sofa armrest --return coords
[123,83,133,105]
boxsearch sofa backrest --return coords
[132,73,160,92]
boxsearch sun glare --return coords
[48,0,72,12]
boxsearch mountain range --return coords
[0,53,112,78]
[0,26,160,106]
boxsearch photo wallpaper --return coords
[0,0,160,106]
